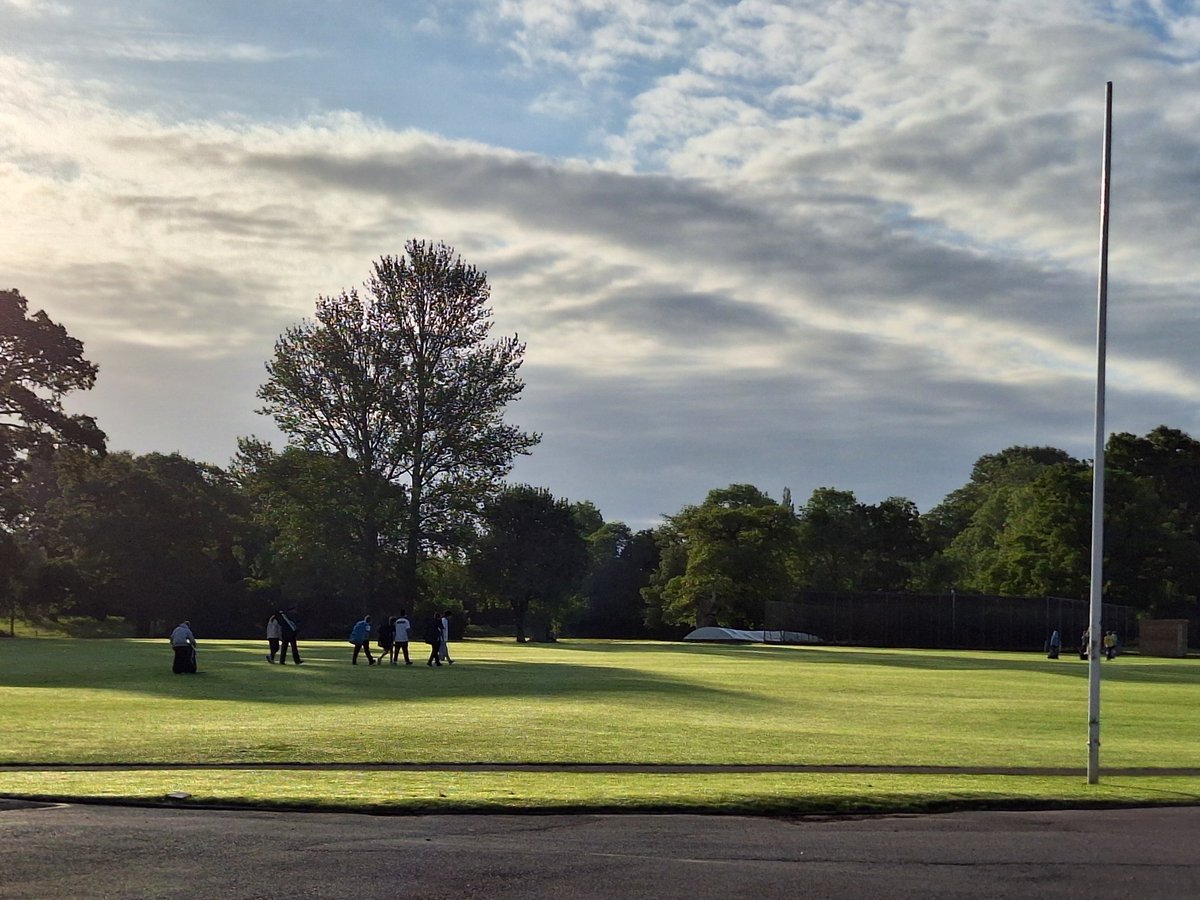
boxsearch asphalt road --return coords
[2,800,1198,899]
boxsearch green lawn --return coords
[2,637,1198,813]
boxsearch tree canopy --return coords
[257,241,539,609]
[470,485,589,642]
[0,289,105,495]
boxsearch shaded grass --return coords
[4,637,1200,812]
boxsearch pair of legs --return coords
[426,643,441,666]
[352,642,375,665]
[267,637,280,662]
[172,645,196,674]
[439,639,454,664]
[278,637,302,664]
[391,641,411,664]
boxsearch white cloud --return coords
[0,0,69,17]
[5,1,1200,521]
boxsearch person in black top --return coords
[425,614,443,666]
[277,609,303,665]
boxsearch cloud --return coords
[5,2,1200,525]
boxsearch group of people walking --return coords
[348,611,454,667]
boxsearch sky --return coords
[3,1,1200,529]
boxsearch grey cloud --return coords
[532,285,794,345]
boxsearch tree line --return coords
[4,248,1200,640]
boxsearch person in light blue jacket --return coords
[349,616,376,665]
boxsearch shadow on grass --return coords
[0,638,759,706]
[718,644,1200,685]
[587,639,1200,687]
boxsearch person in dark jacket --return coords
[277,609,303,665]
[425,614,443,667]
[170,621,197,674]
[377,616,395,661]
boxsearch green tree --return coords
[650,485,797,628]
[257,241,539,609]
[932,447,1079,592]
[470,485,588,642]
[794,488,865,591]
[984,463,1091,597]
[232,439,406,629]
[18,450,251,635]
[572,522,660,637]
[0,289,105,501]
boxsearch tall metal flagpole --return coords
[1087,81,1113,785]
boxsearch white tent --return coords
[682,627,822,645]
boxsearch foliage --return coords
[470,485,589,641]
[257,241,538,609]
[650,484,797,628]
[571,521,660,638]
[937,448,1083,594]
[232,439,405,628]
[13,450,252,636]
[0,289,105,512]
[792,489,926,592]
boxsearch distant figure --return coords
[1079,628,1089,660]
[170,621,197,674]
[277,609,303,665]
[425,614,443,666]
[1104,631,1117,660]
[1047,630,1061,659]
[392,610,412,665]
[266,613,282,663]
[350,615,376,665]
[378,616,395,663]
[439,611,455,665]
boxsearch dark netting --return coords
[765,592,1138,651]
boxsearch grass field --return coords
[2,636,1199,814]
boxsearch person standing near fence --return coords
[1047,630,1061,659]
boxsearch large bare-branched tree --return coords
[257,241,538,608]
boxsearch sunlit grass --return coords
[3,636,1199,812]
[2,770,1199,815]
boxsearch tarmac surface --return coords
[2,798,1198,899]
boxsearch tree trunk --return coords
[512,596,528,642]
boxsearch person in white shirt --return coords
[391,611,412,665]
[170,621,197,674]
[266,613,282,663]
[439,611,454,664]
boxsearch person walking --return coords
[439,611,455,665]
[277,609,303,665]
[1104,631,1117,660]
[170,621,197,674]
[266,613,281,663]
[425,613,443,667]
[350,615,376,665]
[392,610,412,665]
[378,616,395,663]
